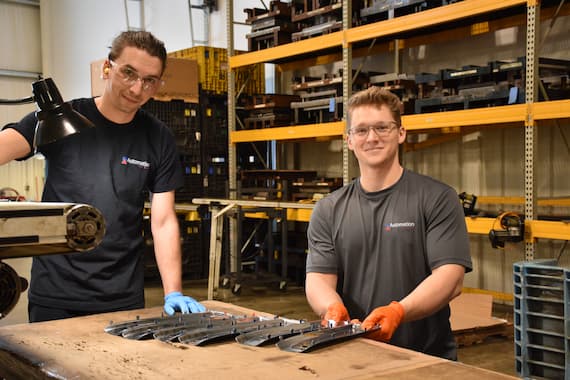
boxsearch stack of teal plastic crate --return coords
[514,259,570,379]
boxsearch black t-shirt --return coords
[10,98,183,311]
[307,170,472,360]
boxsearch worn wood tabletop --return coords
[0,300,517,379]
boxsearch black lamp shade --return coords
[32,78,94,147]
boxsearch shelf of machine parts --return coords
[229,0,527,69]
[230,121,345,144]
[402,100,570,131]
[347,0,527,46]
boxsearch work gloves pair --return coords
[322,301,405,342]
[163,291,206,315]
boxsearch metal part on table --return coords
[178,318,286,345]
[104,310,380,353]
[104,311,230,336]
[236,320,321,346]
[276,323,377,353]
[153,317,241,342]
[122,313,240,340]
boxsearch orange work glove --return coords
[321,301,350,327]
[361,301,405,342]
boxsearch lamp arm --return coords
[0,96,35,105]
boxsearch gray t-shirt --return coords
[307,169,472,360]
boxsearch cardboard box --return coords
[90,57,199,103]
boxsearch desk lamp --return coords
[0,77,94,147]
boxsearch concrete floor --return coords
[1,265,517,378]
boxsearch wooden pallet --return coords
[454,321,513,347]
[450,293,514,347]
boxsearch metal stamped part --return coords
[276,323,379,353]
[236,320,321,346]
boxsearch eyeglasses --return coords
[109,60,164,92]
[349,121,399,138]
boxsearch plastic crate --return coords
[200,92,228,149]
[513,259,570,380]
[181,219,204,279]
[142,99,200,152]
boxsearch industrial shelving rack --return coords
[225,0,570,265]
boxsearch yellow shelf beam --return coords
[230,31,344,68]
[231,99,567,144]
[527,220,570,241]
[402,104,527,130]
[230,121,345,144]
[477,196,570,207]
[347,0,526,44]
[531,99,570,121]
[241,212,570,238]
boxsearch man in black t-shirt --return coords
[305,87,472,360]
[0,31,205,322]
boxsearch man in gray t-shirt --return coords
[306,87,472,360]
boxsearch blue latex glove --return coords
[163,291,206,315]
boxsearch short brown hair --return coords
[347,87,402,131]
[108,31,167,75]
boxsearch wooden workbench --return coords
[0,301,516,379]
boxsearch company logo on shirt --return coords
[121,156,150,170]
[384,222,415,231]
